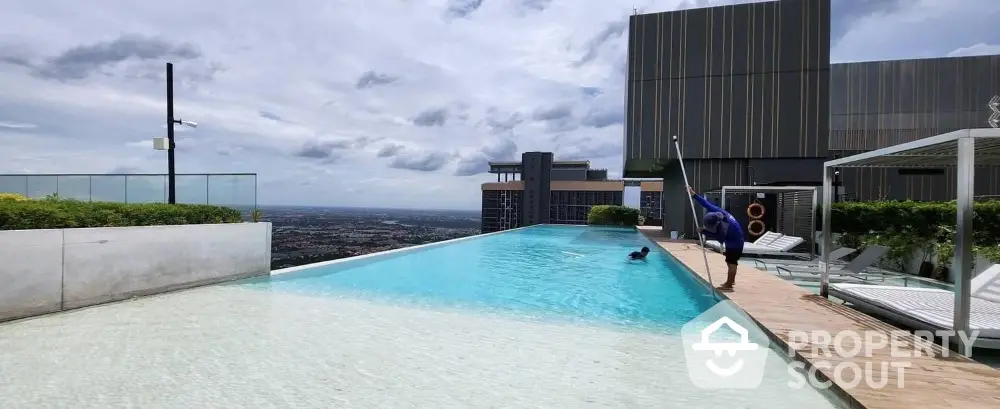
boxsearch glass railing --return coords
[0,173,257,207]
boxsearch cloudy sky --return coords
[1,0,999,210]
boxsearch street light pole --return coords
[166,62,177,204]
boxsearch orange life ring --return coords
[747,219,766,236]
[747,202,765,219]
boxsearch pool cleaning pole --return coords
[673,136,715,290]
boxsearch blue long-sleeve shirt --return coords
[692,194,745,250]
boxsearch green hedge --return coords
[587,205,640,226]
[823,200,1000,267]
[0,198,243,230]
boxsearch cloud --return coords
[532,103,577,131]
[390,150,453,172]
[259,111,285,122]
[356,70,398,89]
[294,137,371,160]
[377,143,405,158]
[0,121,37,130]
[0,0,996,209]
[455,139,518,176]
[556,137,620,161]
[573,18,628,66]
[446,0,485,18]
[482,109,525,134]
[27,35,205,81]
[412,108,449,127]
[948,43,1000,57]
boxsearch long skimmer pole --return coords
[673,135,715,290]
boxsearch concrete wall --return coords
[0,222,272,322]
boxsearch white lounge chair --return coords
[743,235,805,254]
[774,245,890,279]
[705,231,782,251]
[753,246,857,271]
[830,265,1000,349]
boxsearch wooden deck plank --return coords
[640,229,1000,409]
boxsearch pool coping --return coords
[641,228,1000,409]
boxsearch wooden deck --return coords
[640,228,1000,409]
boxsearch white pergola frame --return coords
[719,185,819,258]
[820,128,1000,354]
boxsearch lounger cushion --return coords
[704,231,782,251]
[767,236,805,251]
[971,265,1000,304]
[831,284,1000,339]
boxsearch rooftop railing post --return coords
[953,135,975,355]
[820,165,834,298]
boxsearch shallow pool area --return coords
[0,225,849,408]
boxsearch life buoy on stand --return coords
[746,200,766,237]
[746,202,765,218]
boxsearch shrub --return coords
[0,199,243,230]
[587,205,640,226]
[821,200,1000,266]
[0,193,30,202]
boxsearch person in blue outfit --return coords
[687,186,745,292]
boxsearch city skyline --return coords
[1,0,998,210]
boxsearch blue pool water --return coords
[243,225,716,330]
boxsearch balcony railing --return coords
[0,173,257,207]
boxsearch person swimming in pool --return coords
[629,246,650,261]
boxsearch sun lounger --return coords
[830,265,1000,349]
[753,247,856,270]
[743,235,805,254]
[773,245,889,279]
[704,231,782,251]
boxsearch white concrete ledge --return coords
[0,222,272,322]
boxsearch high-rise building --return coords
[623,0,1000,236]
[481,152,625,233]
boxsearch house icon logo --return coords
[681,300,771,389]
[691,317,759,377]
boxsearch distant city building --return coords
[481,152,624,232]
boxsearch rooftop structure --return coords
[481,152,623,232]
[623,0,1000,237]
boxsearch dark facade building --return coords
[624,0,831,235]
[829,56,1000,201]
[481,152,624,233]
[624,0,1000,236]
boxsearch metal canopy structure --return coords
[719,186,819,258]
[820,128,1000,355]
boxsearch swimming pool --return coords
[245,225,715,331]
[0,225,848,408]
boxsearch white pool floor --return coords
[0,285,844,408]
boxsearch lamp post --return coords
[163,62,197,204]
